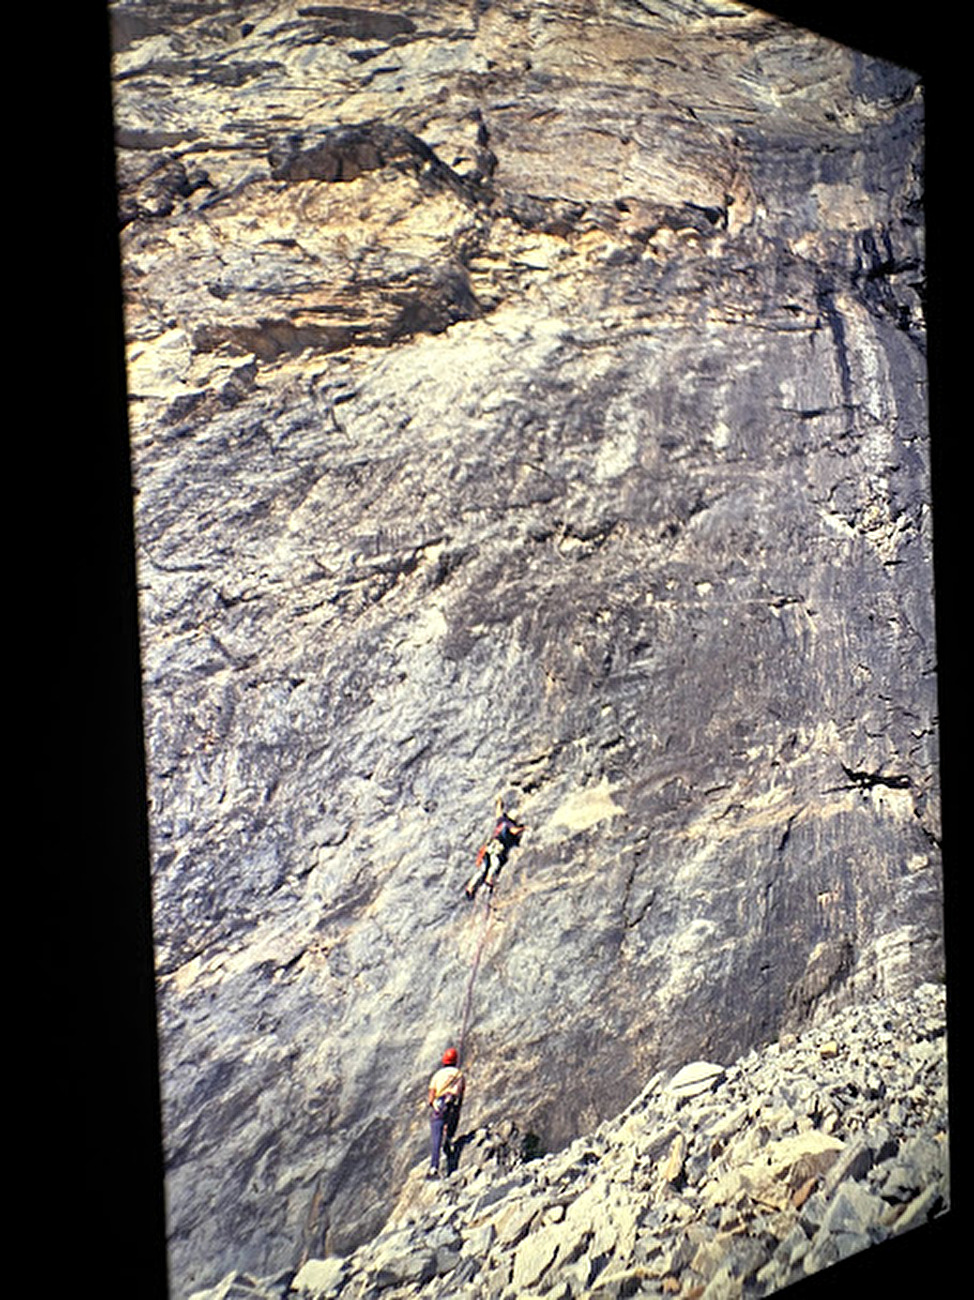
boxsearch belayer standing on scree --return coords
[465,797,525,899]
[427,1047,465,1178]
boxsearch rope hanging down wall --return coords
[457,890,494,1064]
[455,804,526,1062]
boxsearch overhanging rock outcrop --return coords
[110,2,942,1295]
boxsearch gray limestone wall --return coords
[107,2,945,1295]
[189,981,950,1300]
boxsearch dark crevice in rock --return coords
[267,122,487,209]
[777,810,800,853]
[851,227,926,344]
[114,55,286,88]
[115,125,201,150]
[814,280,855,418]
[684,199,729,230]
[117,155,214,227]
[424,546,474,591]
[838,764,913,792]
[624,883,656,931]
[189,269,487,360]
[500,191,588,237]
[296,6,417,41]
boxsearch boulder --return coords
[666,1063,727,1099]
[290,1258,345,1298]
[511,1223,563,1293]
[738,1133,846,1211]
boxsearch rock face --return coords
[187,981,950,1299]
[109,2,942,1296]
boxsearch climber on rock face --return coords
[464,796,525,899]
[427,1047,465,1178]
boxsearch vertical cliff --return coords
[108,2,943,1294]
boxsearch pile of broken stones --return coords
[191,982,948,1300]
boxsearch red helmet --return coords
[442,1047,459,1066]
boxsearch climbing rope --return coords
[457,889,494,1064]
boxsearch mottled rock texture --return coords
[109,2,941,1295]
[190,981,949,1300]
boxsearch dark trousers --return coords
[429,1101,461,1172]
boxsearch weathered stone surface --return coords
[662,1131,688,1184]
[821,1137,874,1195]
[108,0,942,1293]
[738,1132,845,1210]
[270,983,947,1300]
[290,1256,344,1299]
[511,1221,562,1292]
[666,1063,727,1099]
